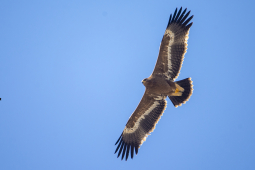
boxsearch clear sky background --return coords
[1,0,255,170]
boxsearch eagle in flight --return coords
[115,7,194,161]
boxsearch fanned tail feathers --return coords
[169,78,193,107]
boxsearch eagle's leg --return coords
[169,83,184,96]
[170,91,182,96]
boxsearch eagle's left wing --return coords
[115,92,167,161]
[152,7,193,80]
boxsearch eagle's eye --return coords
[142,78,147,83]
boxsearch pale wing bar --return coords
[115,98,167,161]
[152,7,193,80]
[165,7,193,80]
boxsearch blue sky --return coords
[1,0,255,169]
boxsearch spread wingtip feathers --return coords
[167,7,193,29]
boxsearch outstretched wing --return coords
[152,7,193,80]
[115,92,167,161]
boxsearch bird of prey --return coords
[115,7,194,161]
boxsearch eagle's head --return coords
[142,78,149,86]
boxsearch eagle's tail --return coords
[168,78,193,107]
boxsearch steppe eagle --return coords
[115,7,194,160]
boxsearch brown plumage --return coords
[115,7,194,161]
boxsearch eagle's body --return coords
[115,7,194,161]
[143,76,176,96]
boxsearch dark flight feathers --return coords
[115,96,166,161]
[152,7,193,81]
[167,7,193,29]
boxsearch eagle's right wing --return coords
[115,92,167,161]
[152,7,193,81]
